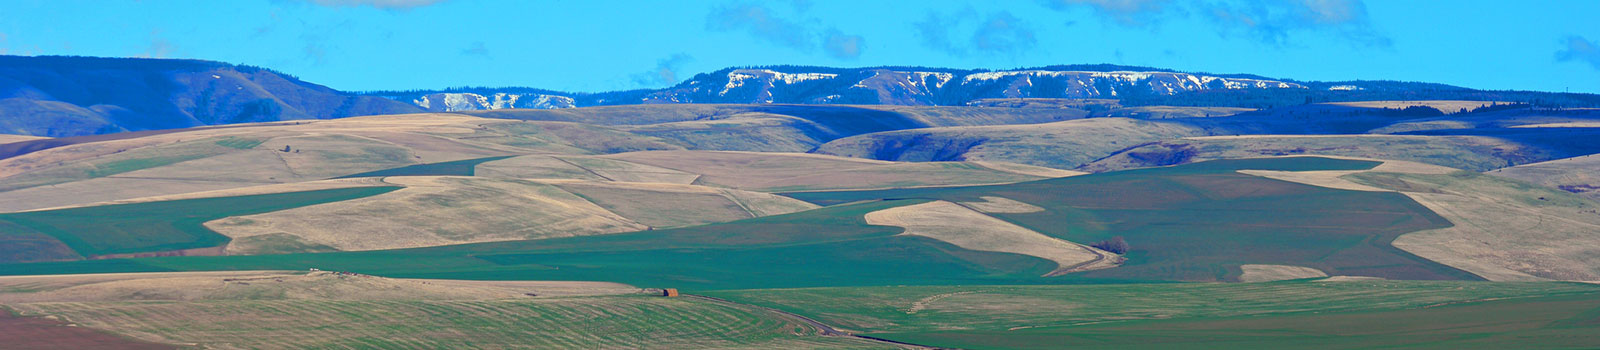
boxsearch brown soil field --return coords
[0,309,176,350]
[864,200,1110,276]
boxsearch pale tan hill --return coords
[1237,265,1329,282]
[1368,107,1600,133]
[1328,100,1508,114]
[15,177,391,212]
[814,117,1215,169]
[1082,134,1552,173]
[601,150,1068,192]
[612,112,835,152]
[957,196,1045,213]
[969,161,1087,178]
[853,105,1087,125]
[0,134,48,144]
[206,176,641,254]
[865,200,1115,276]
[1350,171,1600,282]
[205,177,817,254]
[548,181,813,229]
[478,154,704,183]
[1232,156,1600,282]
[466,104,1070,153]
[1489,154,1600,201]
[1098,106,1255,119]
[0,114,680,212]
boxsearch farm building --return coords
[662,288,679,297]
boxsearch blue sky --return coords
[2,0,1597,93]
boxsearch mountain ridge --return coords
[4,55,1600,137]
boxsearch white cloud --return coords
[706,2,867,60]
[1557,36,1600,72]
[824,29,863,59]
[1042,0,1391,48]
[915,10,1036,57]
[632,53,694,87]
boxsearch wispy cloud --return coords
[1204,0,1391,48]
[1043,0,1389,48]
[973,12,1036,55]
[823,29,863,59]
[461,41,489,57]
[707,3,814,51]
[1557,36,1600,72]
[1043,0,1171,26]
[705,2,867,59]
[915,10,1036,57]
[297,0,447,9]
[632,53,694,87]
[140,30,175,58]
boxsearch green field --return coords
[0,157,1471,287]
[13,295,883,349]
[0,199,1076,289]
[705,281,1600,349]
[334,155,514,178]
[0,186,400,261]
[785,157,1475,282]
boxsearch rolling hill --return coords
[0,55,420,137]
[4,55,1600,350]
[374,65,1600,110]
[0,157,1501,287]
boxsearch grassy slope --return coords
[812,118,1214,169]
[1080,135,1547,173]
[13,295,881,349]
[1489,153,1600,201]
[0,187,400,260]
[786,157,1475,282]
[934,293,1600,350]
[704,281,1600,350]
